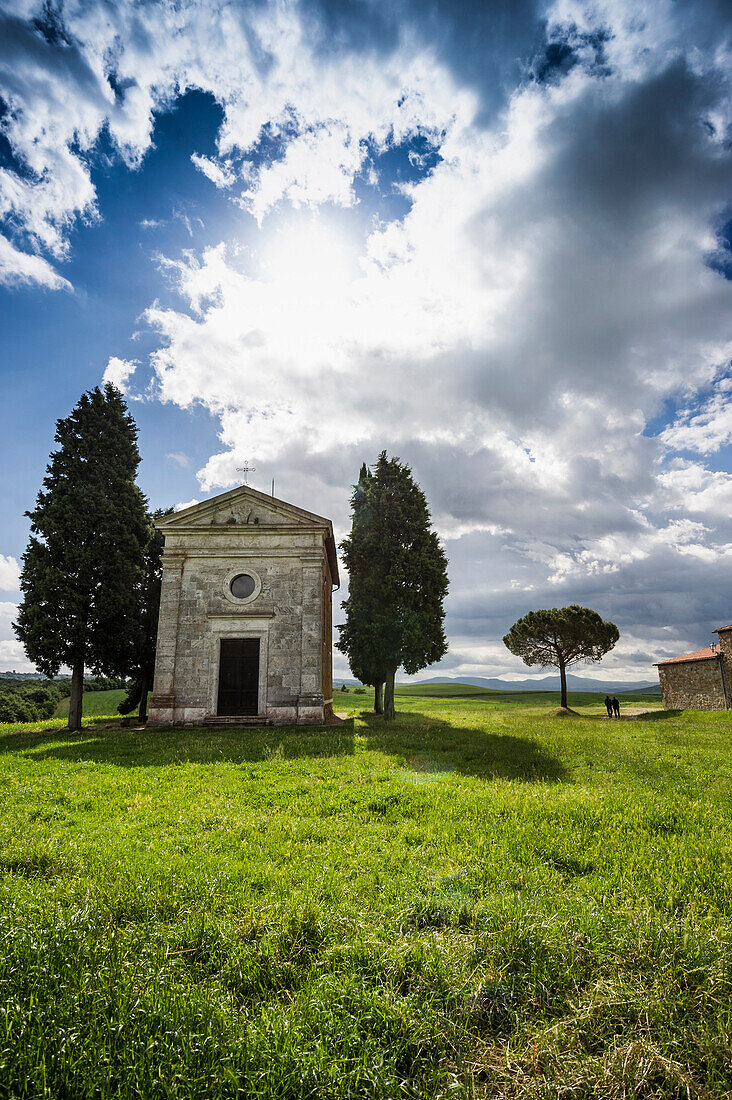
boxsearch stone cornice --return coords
[207,612,275,621]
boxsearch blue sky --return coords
[0,0,731,680]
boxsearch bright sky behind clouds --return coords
[0,0,731,681]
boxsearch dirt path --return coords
[600,706,660,718]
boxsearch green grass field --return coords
[49,684,661,724]
[0,693,730,1098]
[54,687,128,717]
[391,683,662,711]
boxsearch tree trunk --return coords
[137,671,149,724]
[383,668,396,721]
[558,657,568,709]
[68,660,84,731]
[374,682,383,714]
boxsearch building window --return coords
[223,568,262,606]
[230,573,256,599]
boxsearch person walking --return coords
[612,696,620,718]
[604,695,613,717]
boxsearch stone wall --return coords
[658,658,726,710]
[149,500,333,726]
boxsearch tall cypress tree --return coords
[339,452,449,720]
[14,385,148,730]
[117,508,171,724]
[338,462,387,713]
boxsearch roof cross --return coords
[236,461,256,485]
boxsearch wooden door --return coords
[217,638,260,716]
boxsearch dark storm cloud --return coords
[443,534,732,669]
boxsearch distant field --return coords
[0,693,728,1096]
[389,682,661,711]
[51,682,662,720]
[395,681,499,696]
[54,687,127,717]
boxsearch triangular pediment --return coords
[158,484,332,530]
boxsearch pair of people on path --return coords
[604,695,620,718]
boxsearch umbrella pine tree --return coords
[503,605,619,709]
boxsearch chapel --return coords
[148,484,338,726]
[655,624,732,710]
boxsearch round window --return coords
[230,573,256,599]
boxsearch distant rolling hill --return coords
[410,674,661,695]
[337,674,661,695]
[393,682,661,703]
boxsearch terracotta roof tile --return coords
[714,625,732,633]
[655,646,720,666]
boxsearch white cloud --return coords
[102,356,138,393]
[0,556,20,592]
[174,498,199,512]
[172,208,204,238]
[146,60,731,493]
[537,518,731,583]
[657,461,732,516]
[0,639,34,672]
[191,154,235,190]
[0,602,17,627]
[660,379,732,454]
[0,234,72,291]
[0,603,30,673]
[0,0,465,280]
[166,453,190,468]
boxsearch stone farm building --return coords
[655,625,732,710]
[148,485,339,726]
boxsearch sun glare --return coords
[258,216,358,295]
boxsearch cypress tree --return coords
[338,462,387,713]
[339,452,449,720]
[117,508,171,723]
[14,384,149,730]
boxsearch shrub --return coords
[0,694,40,722]
[85,677,127,693]
[0,680,60,722]
[0,695,21,723]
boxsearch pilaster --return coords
[299,559,323,717]
[716,627,732,708]
[149,550,186,717]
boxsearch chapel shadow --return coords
[358,710,567,784]
[0,719,355,768]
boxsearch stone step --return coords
[201,715,273,727]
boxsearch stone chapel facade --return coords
[148,485,338,726]
[655,624,732,710]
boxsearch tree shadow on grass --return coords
[0,721,355,767]
[359,711,567,784]
[0,711,566,782]
[631,709,682,721]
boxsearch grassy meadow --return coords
[54,687,128,718]
[0,690,730,1097]
[391,682,662,713]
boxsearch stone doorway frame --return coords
[208,616,271,719]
